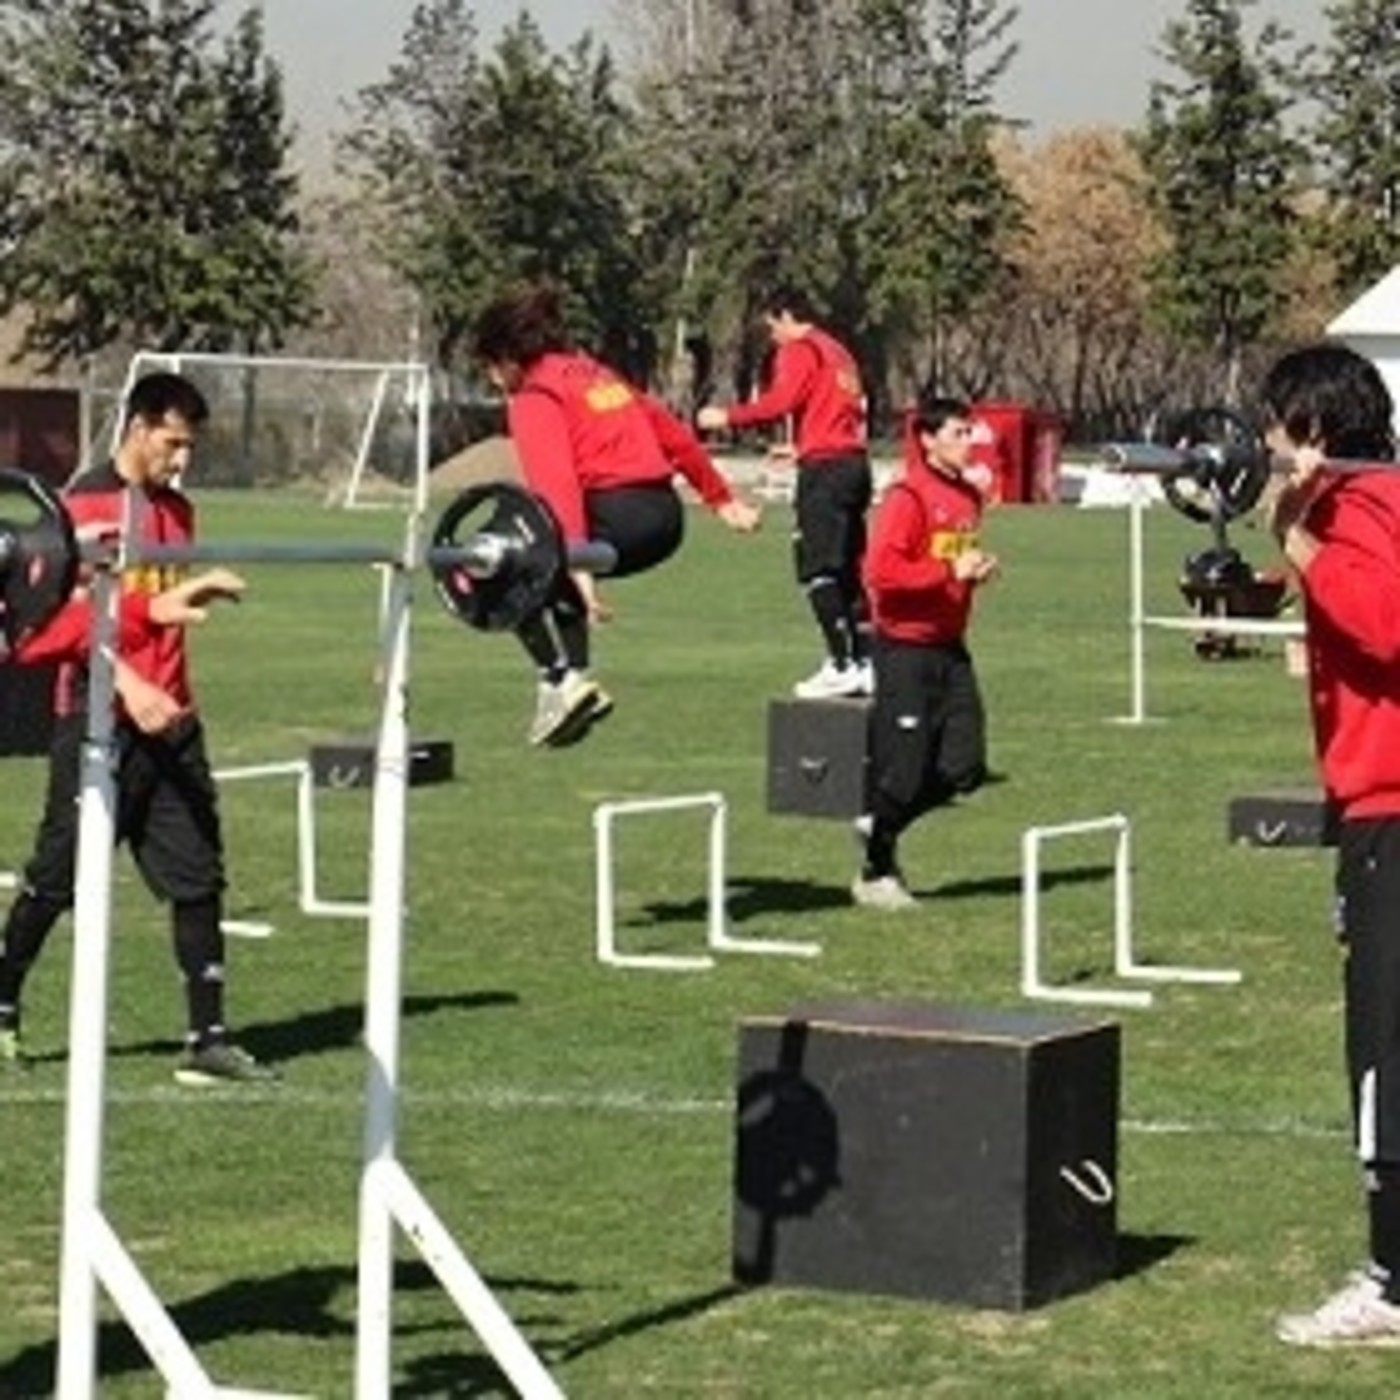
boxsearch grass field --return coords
[0,488,1392,1397]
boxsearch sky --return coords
[239,0,1331,160]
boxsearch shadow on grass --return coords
[1115,1231,1193,1280]
[637,862,1117,923]
[0,1255,740,1398]
[21,990,520,1070]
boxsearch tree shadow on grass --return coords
[27,990,520,1070]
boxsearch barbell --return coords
[0,469,615,654]
[1100,405,1400,523]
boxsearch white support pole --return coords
[593,793,820,969]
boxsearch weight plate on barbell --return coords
[1150,405,1271,523]
[430,479,564,632]
[0,467,79,655]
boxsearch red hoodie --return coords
[509,351,735,542]
[725,328,866,461]
[863,427,987,647]
[1296,471,1400,819]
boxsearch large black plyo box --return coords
[732,1001,1120,1310]
[1227,789,1338,848]
[766,697,870,820]
[308,737,455,790]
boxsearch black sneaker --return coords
[174,1042,280,1087]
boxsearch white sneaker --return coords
[1276,1270,1400,1347]
[850,874,916,911]
[528,671,609,747]
[793,659,866,700]
[855,659,875,695]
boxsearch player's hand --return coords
[696,405,728,433]
[150,568,246,625]
[572,569,614,623]
[114,664,186,734]
[954,549,999,583]
[717,499,762,533]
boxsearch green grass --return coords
[0,491,1383,1396]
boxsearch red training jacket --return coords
[863,429,987,647]
[725,328,866,461]
[508,351,734,543]
[1297,471,1400,819]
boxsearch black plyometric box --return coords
[1227,789,1338,848]
[732,1001,1120,1311]
[308,737,455,790]
[766,697,870,820]
[0,662,56,756]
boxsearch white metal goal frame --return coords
[593,792,821,969]
[53,354,566,1398]
[1020,813,1242,1009]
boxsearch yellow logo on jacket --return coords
[122,563,185,595]
[584,380,636,414]
[930,528,977,560]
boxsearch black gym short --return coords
[793,454,872,583]
[583,483,685,578]
[23,711,226,907]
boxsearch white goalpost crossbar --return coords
[214,759,369,935]
[593,793,820,969]
[55,353,563,1398]
[1020,813,1242,1009]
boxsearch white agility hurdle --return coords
[215,759,369,936]
[593,792,820,969]
[1021,813,1242,1009]
[55,352,566,1399]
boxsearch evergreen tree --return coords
[1135,0,1302,401]
[0,0,312,366]
[340,4,648,374]
[1306,0,1400,301]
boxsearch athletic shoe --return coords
[1276,1270,1400,1347]
[793,659,866,700]
[850,873,917,911]
[0,1026,31,1072]
[528,671,604,747]
[174,1042,281,1087]
[855,659,876,696]
[548,682,614,749]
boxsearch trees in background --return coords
[1135,0,1301,405]
[0,0,312,369]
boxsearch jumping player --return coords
[471,281,760,747]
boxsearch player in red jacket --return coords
[1265,344,1400,1347]
[852,393,998,910]
[698,285,872,699]
[471,282,760,747]
[0,372,275,1085]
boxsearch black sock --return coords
[862,819,900,881]
[1369,1165,1400,1302]
[173,898,227,1049]
[0,889,67,1015]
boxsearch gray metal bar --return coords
[1101,441,1400,477]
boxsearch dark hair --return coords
[471,281,571,367]
[1259,343,1394,462]
[912,393,971,436]
[758,283,820,324]
[124,372,209,429]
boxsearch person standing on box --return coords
[851,392,998,910]
[697,284,873,700]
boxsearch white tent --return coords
[1327,266,1400,427]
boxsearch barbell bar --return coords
[0,470,616,650]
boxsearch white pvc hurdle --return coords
[593,793,820,969]
[1021,813,1242,1009]
[214,759,370,936]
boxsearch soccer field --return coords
[0,489,1390,1397]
